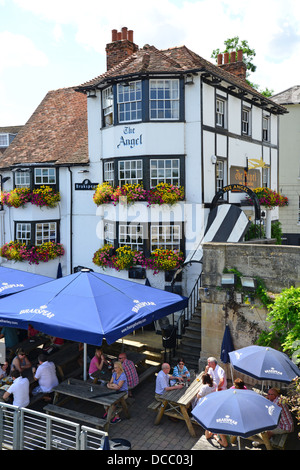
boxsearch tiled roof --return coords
[272,85,300,105]
[77,44,286,113]
[0,87,88,170]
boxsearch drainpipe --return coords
[68,167,73,274]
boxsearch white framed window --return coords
[34,168,56,185]
[150,224,181,251]
[104,161,114,185]
[35,222,57,245]
[16,223,31,245]
[150,79,179,120]
[242,108,250,135]
[118,160,143,185]
[15,170,31,188]
[118,81,142,122]
[104,221,115,244]
[263,116,270,141]
[102,86,114,127]
[216,98,225,127]
[150,159,180,187]
[119,224,144,251]
[0,134,8,147]
[216,160,225,192]
[262,166,270,188]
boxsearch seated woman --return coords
[230,378,247,389]
[10,348,31,374]
[0,361,9,379]
[192,372,216,409]
[104,361,128,424]
[173,358,190,380]
[88,347,107,379]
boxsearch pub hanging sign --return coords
[75,179,98,191]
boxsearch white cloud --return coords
[0,31,48,73]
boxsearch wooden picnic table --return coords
[51,378,129,432]
[154,371,202,437]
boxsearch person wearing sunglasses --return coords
[10,348,31,374]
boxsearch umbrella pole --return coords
[238,436,241,450]
[84,343,87,381]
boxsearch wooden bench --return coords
[148,400,161,412]
[270,433,289,450]
[44,403,106,430]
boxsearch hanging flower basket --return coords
[247,187,288,208]
[1,186,60,208]
[0,241,65,265]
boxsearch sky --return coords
[1,0,300,126]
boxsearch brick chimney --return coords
[217,49,247,80]
[106,27,139,71]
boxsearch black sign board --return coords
[75,179,98,191]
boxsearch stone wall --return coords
[199,242,300,385]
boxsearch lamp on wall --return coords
[221,273,237,288]
[241,276,257,291]
[87,89,97,98]
[185,74,194,85]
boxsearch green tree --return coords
[211,36,273,97]
[257,286,300,360]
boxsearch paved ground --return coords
[106,376,300,451]
[34,374,296,452]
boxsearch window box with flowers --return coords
[93,182,184,207]
[0,241,65,265]
[92,244,184,275]
[1,186,61,209]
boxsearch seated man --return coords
[32,353,59,398]
[155,363,184,400]
[266,388,294,438]
[118,352,139,397]
[3,370,30,408]
[205,356,227,391]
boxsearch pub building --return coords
[0,28,286,300]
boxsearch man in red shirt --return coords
[266,388,294,438]
[118,353,139,396]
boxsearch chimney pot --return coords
[237,49,243,62]
[230,51,236,63]
[121,27,128,40]
[217,53,223,65]
[111,29,118,42]
[224,52,229,64]
[128,30,134,42]
[117,32,122,40]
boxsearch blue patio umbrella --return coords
[229,345,300,384]
[192,389,281,444]
[0,266,52,298]
[102,435,110,450]
[220,324,234,364]
[0,268,187,346]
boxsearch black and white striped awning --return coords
[185,204,250,264]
